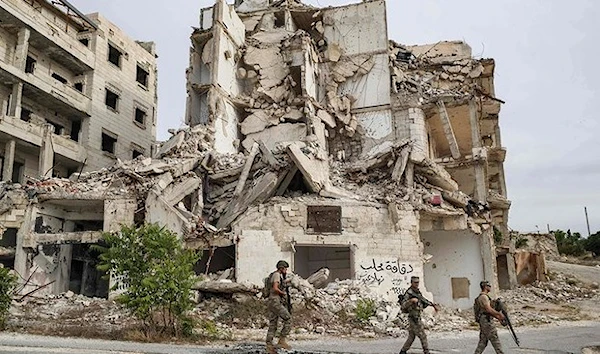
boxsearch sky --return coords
[70,0,600,235]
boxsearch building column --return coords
[39,125,54,178]
[480,226,499,292]
[14,28,31,71]
[2,140,16,182]
[8,82,23,118]
[469,99,487,201]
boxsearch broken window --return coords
[136,64,149,87]
[194,245,235,276]
[51,73,68,84]
[49,121,64,135]
[294,246,352,283]
[101,131,117,154]
[0,228,17,269]
[12,161,24,183]
[25,55,36,74]
[70,120,81,142]
[108,44,122,67]
[73,82,84,93]
[78,37,89,47]
[69,244,109,298]
[105,89,119,111]
[132,149,143,159]
[307,206,342,234]
[134,107,146,125]
[20,108,32,122]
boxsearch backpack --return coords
[262,271,277,298]
[473,294,491,321]
[399,290,409,313]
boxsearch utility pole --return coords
[585,206,591,237]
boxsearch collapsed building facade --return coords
[0,0,516,309]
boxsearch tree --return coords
[584,231,600,256]
[552,229,586,256]
[0,267,17,328]
[95,224,200,336]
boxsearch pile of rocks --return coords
[8,291,132,336]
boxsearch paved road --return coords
[0,321,599,353]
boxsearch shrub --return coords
[95,224,200,337]
[0,267,17,328]
[493,226,503,245]
[515,236,529,249]
[354,298,376,323]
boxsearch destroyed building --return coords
[0,0,515,309]
[0,0,158,182]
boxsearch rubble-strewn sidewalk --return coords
[7,264,599,342]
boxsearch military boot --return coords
[277,337,292,350]
[266,342,277,354]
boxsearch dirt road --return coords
[547,260,600,284]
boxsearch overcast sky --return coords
[71,0,599,235]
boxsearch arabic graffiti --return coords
[357,258,414,289]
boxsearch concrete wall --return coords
[233,199,425,301]
[84,13,157,170]
[421,230,484,309]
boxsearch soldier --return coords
[399,276,439,354]
[265,260,292,354]
[473,280,505,354]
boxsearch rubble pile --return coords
[8,292,132,337]
[499,271,600,326]
[389,41,484,103]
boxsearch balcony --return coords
[0,60,91,117]
[0,0,95,73]
[0,115,86,164]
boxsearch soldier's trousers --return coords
[474,316,504,354]
[266,296,291,344]
[401,316,429,353]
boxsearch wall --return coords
[84,13,157,170]
[421,230,484,309]
[233,199,425,301]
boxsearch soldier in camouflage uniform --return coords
[399,276,439,354]
[265,260,292,354]
[473,280,505,354]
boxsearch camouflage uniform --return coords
[474,293,504,354]
[400,288,430,354]
[266,271,291,345]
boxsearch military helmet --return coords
[480,280,491,289]
[276,260,289,269]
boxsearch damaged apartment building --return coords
[0,0,514,308]
[0,0,157,296]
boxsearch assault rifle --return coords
[404,288,440,311]
[494,298,520,347]
[283,272,292,313]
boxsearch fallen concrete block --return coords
[157,131,185,158]
[242,123,307,151]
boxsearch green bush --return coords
[354,298,376,323]
[515,236,529,249]
[493,226,503,245]
[0,267,17,328]
[95,224,200,337]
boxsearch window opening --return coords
[105,89,119,111]
[108,44,122,67]
[307,206,342,234]
[101,132,117,154]
[136,65,149,87]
